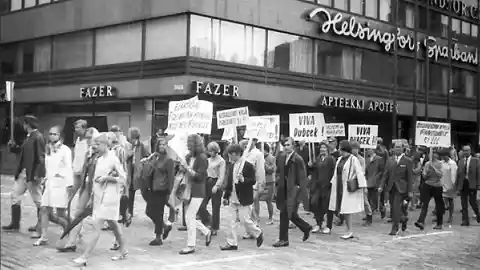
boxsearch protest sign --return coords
[216,107,249,129]
[348,125,378,149]
[323,123,345,137]
[415,121,450,148]
[221,127,237,142]
[165,96,213,135]
[289,113,325,142]
[244,117,269,139]
[248,115,280,142]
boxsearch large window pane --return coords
[416,62,425,92]
[430,12,448,37]
[429,64,448,95]
[38,0,51,4]
[24,0,35,8]
[0,44,17,75]
[379,0,392,22]
[398,57,415,88]
[472,24,478,38]
[317,0,331,5]
[53,31,93,70]
[95,23,142,65]
[418,7,427,30]
[365,0,378,18]
[354,49,393,85]
[10,0,21,11]
[334,0,347,10]
[461,21,471,36]
[452,69,476,98]
[398,1,415,28]
[190,16,220,60]
[316,40,354,79]
[34,38,51,72]
[451,18,461,36]
[350,0,363,14]
[267,32,312,73]
[146,16,187,60]
[219,21,265,66]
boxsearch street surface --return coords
[1,174,479,270]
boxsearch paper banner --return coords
[289,113,325,142]
[216,107,249,129]
[165,96,213,135]
[348,124,378,149]
[415,121,451,148]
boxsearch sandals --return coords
[111,251,128,261]
[73,257,87,267]
[33,238,48,246]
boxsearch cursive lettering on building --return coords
[417,0,479,20]
[193,81,240,97]
[80,85,117,99]
[306,8,478,66]
[319,96,398,113]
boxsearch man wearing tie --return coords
[379,140,413,235]
[456,144,480,226]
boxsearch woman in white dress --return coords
[33,125,73,246]
[73,133,128,266]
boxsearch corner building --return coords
[0,0,479,147]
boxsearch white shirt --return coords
[465,156,471,178]
[285,151,295,165]
[245,147,266,189]
[395,154,404,164]
[230,159,243,204]
[73,137,89,174]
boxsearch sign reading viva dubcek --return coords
[289,113,325,142]
[165,96,213,135]
[415,121,451,148]
[348,125,378,149]
[216,107,249,129]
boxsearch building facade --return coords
[0,0,479,147]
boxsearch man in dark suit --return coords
[2,115,46,238]
[363,147,385,225]
[379,140,413,235]
[456,144,480,226]
[273,137,312,247]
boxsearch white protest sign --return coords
[289,113,325,142]
[248,115,280,142]
[165,96,213,135]
[244,117,269,139]
[167,132,189,162]
[415,121,451,148]
[216,107,249,129]
[348,125,378,149]
[221,127,237,141]
[323,123,345,137]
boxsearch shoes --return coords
[303,226,312,242]
[340,232,354,240]
[177,226,187,231]
[266,219,274,225]
[272,240,289,248]
[312,225,321,233]
[30,231,41,239]
[205,231,212,247]
[362,215,372,226]
[380,210,386,219]
[321,227,331,234]
[388,229,398,236]
[220,244,238,251]
[163,225,172,240]
[242,233,255,240]
[149,238,163,246]
[433,224,442,230]
[73,257,87,267]
[28,225,37,232]
[179,247,195,255]
[461,221,470,226]
[414,221,425,230]
[111,243,121,250]
[256,231,264,247]
[111,252,128,261]
[210,230,218,236]
[33,238,48,246]
[57,246,77,253]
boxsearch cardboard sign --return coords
[216,107,249,129]
[244,117,269,139]
[289,113,325,142]
[323,123,345,137]
[248,115,280,142]
[165,96,213,135]
[221,127,237,141]
[415,121,451,148]
[348,124,378,149]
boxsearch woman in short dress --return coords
[33,125,73,246]
[73,133,128,266]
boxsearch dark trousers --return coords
[379,189,387,213]
[417,184,444,225]
[279,202,311,242]
[389,186,408,229]
[326,210,334,230]
[312,190,330,226]
[142,189,169,235]
[367,188,378,212]
[460,180,480,222]
[119,186,136,221]
[198,178,223,230]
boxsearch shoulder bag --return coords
[346,157,359,192]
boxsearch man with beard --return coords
[3,115,46,239]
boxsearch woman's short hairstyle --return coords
[339,140,352,153]
[226,144,243,155]
[75,119,88,129]
[85,127,99,138]
[207,141,221,154]
[106,131,118,145]
[49,125,64,140]
[94,132,110,145]
[128,127,141,140]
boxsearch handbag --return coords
[346,157,359,193]
[175,171,191,201]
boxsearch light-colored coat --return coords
[245,148,266,190]
[328,155,366,214]
[42,144,73,208]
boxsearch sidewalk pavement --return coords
[1,175,479,269]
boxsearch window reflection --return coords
[53,31,93,70]
[379,0,392,22]
[145,16,187,60]
[452,69,476,98]
[316,40,353,79]
[334,0,347,10]
[10,0,21,11]
[418,7,427,30]
[190,15,266,67]
[267,32,312,73]
[472,25,478,38]
[461,21,471,36]
[24,0,35,8]
[95,23,142,65]
[398,1,415,28]
[317,0,331,6]
[354,49,394,85]
[398,57,415,88]
[429,64,448,95]
[416,62,425,92]
[451,19,461,35]
[430,12,448,37]
[350,0,363,14]
[365,0,378,18]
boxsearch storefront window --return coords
[34,38,51,72]
[430,12,448,37]
[354,49,393,85]
[317,0,331,5]
[452,69,477,98]
[451,18,461,36]
[418,7,427,30]
[398,57,415,88]
[472,24,478,38]
[95,23,142,65]
[429,63,448,95]
[379,0,392,22]
[398,1,415,28]
[190,16,219,60]
[24,0,35,8]
[316,40,354,79]
[145,16,187,60]
[39,0,51,4]
[461,21,471,36]
[333,0,347,10]
[267,31,313,73]
[53,31,93,70]
[350,0,363,14]
[365,0,378,18]
[0,44,16,74]
[10,0,21,11]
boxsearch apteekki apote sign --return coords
[318,96,397,113]
[80,85,117,99]
[307,8,478,66]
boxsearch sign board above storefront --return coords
[318,95,398,113]
[80,85,117,99]
[416,0,479,20]
[306,8,478,66]
[192,81,240,97]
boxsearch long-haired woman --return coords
[73,133,128,266]
[179,134,212,255]
[33,125,73,246]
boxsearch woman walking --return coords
[310,142,335,234]
[179,134,212,255]
[440,148,457,225]
[33,125,73,246]
[261,143,276,225]
[327,140,366,239]
[73,133,128,266]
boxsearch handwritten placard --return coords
[165,96,213,135]
[216,107,249,129]
[248,115,280,142]
[415,121,450,148]
[323,123,345,137]
[289,113,325,142]
[244,117,269,139]
[348,124,378,149]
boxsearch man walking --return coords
[364,148,385,225]
[456,144,480,226]
[2,115,46,239]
